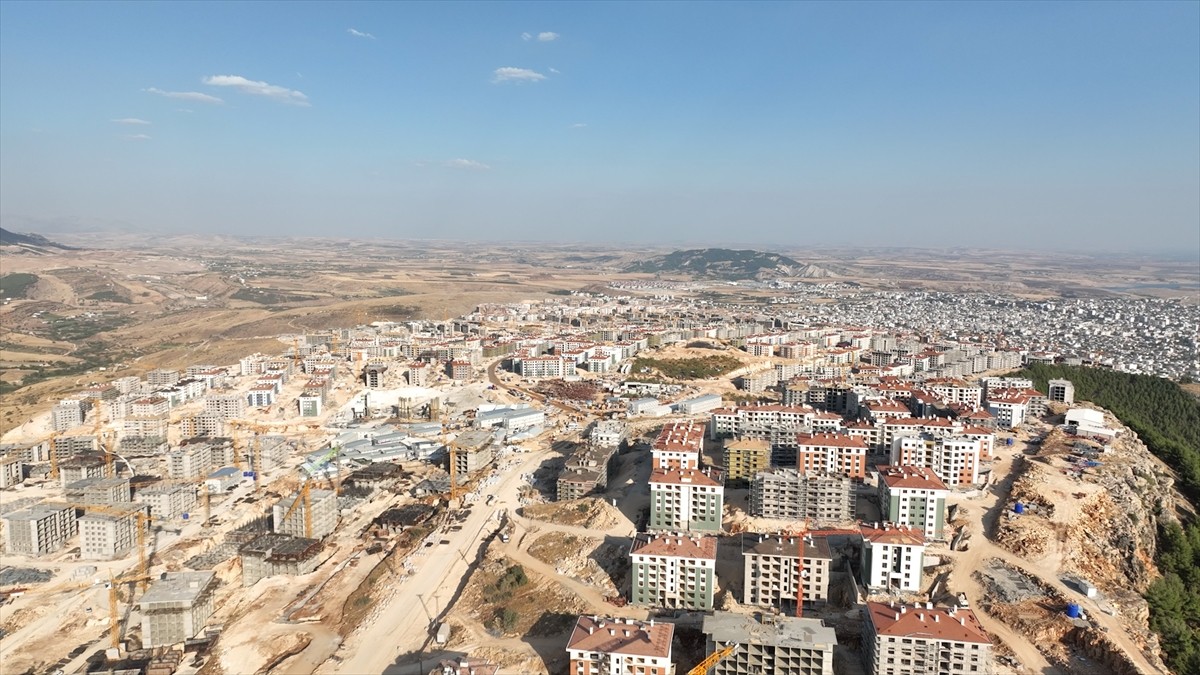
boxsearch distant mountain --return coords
[625,248,808,279]
[0,227,77,251]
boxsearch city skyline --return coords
[1,1,1197,253]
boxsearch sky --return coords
[1,1,1198,253]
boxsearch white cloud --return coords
[348,28,375,39]
[571,122,587,128]
[202,75,310,106]
[112,118,151,125]
[521,32,533,41]
[145,87,224,104]
[123,134,152,141]
[537,32,559,42]
[176,108,194,114]
[492,67,546,83]
[445,158,491,171]
[548,67,561,74]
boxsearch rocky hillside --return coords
[0,227,76,252]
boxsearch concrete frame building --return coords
[2,502,76,555]
[66,476,132,504]
[239,533,324,586]
[452,429,496,476]
[565,615,674,675]
[51,398,91,432]
[136,484,199,521]
[273,488,338,539]
[1048,379,1075,405]
[863,602,992,675]
[204,394,246,420]
[750,469,856,524]
[139,571,218,647]
[79,504,149,560]
[630,532,717,611]
[58,454,108,487]
[878,466,949,540]
[702,611,837,675]
[860,523,926,593]
[0,456,24,489]
[742,533,834,610]
[648,467,724,533]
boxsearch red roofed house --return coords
[878,465,950,539]
[651,421,705,470]
[863,602,992,675]
[860,523,926,592]
[629,532,717,610]
[566,615,674,675]
[794,433,867,480]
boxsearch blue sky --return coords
[1,1,1197,252]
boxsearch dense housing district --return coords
[0,289,1186,675]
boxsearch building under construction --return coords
[273,488,337,539]
[702,610,837,675]
[741,533,833,610]
[451,429,495,476]
[556,442,618,501]
[750,469,855,524]
[239,533,324,586]
[139,571,219,648]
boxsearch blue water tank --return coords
[1006,437,1015,446]
[1066,603,1082,618]
[1013,502,1025,515]
[182,513,189,520]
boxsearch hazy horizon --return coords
[2,2,1198,253]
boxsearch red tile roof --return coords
[878,465,948,491]
[649,467,723,487]
[566,615,674,657]
[796,432,866,449]
[861,523,926,546]
[865,602,991,643]
[631,532,717,559]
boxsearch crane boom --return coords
[687,644,736,675]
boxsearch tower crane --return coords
[687,644,736,675]
[73,504,154,590]
[785,519,810,618]
[47,432,60,480]
[277,480,314,538]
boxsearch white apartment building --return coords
[890,434,981,488]
[629,532,717,611]
[2,503,76,555]
[204,393,247,420]
[136,484,199,520]
[565,615,674,675]
[860,523,926,593]
[79,504,149,560]
[708,404,817,441]
[648,467,724,533]
[167,444,215,480]
[516,355,569,379]
[51,398,91,432]
[863,602,992,675]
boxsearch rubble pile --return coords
[522,497,623,530]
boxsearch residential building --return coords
[273,488,338,539]
[629,532,717,610]
[204,394,246,420]
[985,391,1030,429]
[66,476,132,504]
[447,360,472,380]
[167,444,214,480]
[58,454,107,487]
[1048,379,1075,405]
[516,355,569,379]
[709,404,816,442]
[890,434,981,487]
[0,456,23,489]
[146,368,181,389]
[558,443,618,501]
[239,533,324,586]
[364,363,388,388]
[2,503,76,555]
[136,484,199,520]
[742,533,834,609]
[736,369,779,393]
[79,504,149,560]
[702,611,837,675]
[51,398,91,432]
[862,602,992,675]
[860,523,926,593]
[139,571,218,647]
[651,421,705,470]
[453,429,496,475]
[750,469,856,524]
[878,466,949,540]
[565,615,674,675]
[298,392,323,417]
[589,420,628,448]
[649,467,724,533]
[794,433,868,480]
[723,438,771,484]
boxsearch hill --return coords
[0,227,76,251]
[625,248,807,279]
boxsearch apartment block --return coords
[79,503,149,560]
[742,533,834,609]
[629,532,717,610]
[589,420,628,448]
[51,398,91,432]
[66,476,132,504]
[179,412,225,438]
[878,466,949,540]
[565,615,674,675]
[709,404,816,442]
[364,363,388,388]
[516,355,569,379]
[558,443,618,501]
[0,456,23,488]
[204,393,247,420]
[2,502,76,555]
[136,484,199,520]
[1048,379,1075,405]
[863,602,992,675]
[167,443,215,480]
[146,368,181,389]
[649,467,724,533]
[453,429,496,476]
[239,533,324,586]
[651,421,705,470]
[736,369,779,393]
[860,523,926,593]
[139,571,218,647]
[890,434,981,487]
[723,438,771,484]
[703,611,837,675]
[794,433,868,480]
[273,488,338,539]
[58,454,108,487]
[750,469,856,524]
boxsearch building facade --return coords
[565,615,674,675]
[750,469,856,524]
[863,602,992,675]
[860,523,926,593]
[629,532,717,611]
[878,465,949,540]
[742,533,834,609]
[648,467,724,533]
[703,611,837,675]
